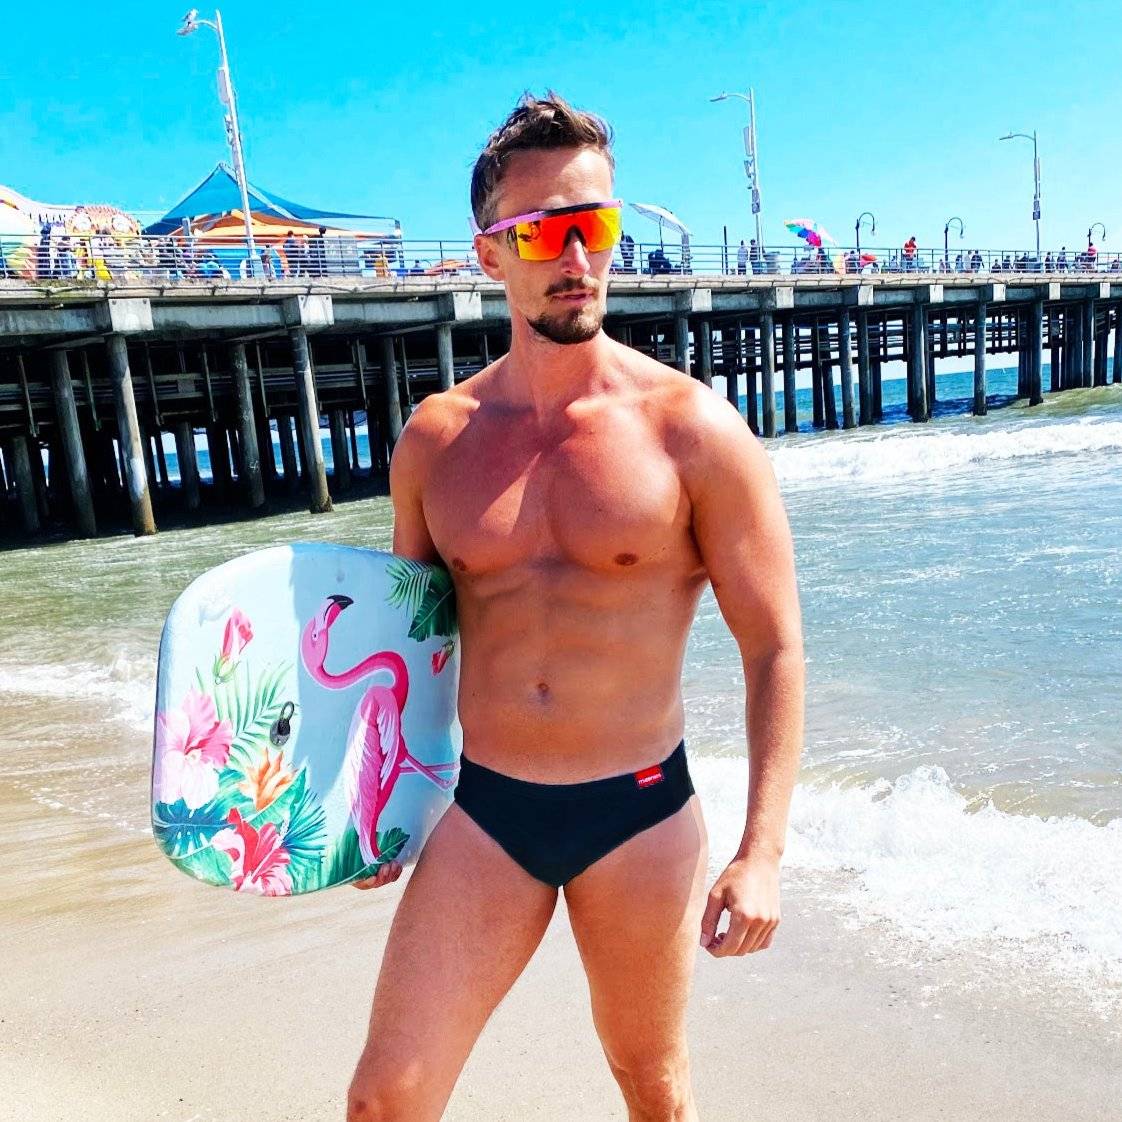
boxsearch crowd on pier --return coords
[2,222,1119,284]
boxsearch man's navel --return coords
[614,552,639,566]
[451,556,469,572]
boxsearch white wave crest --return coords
[768,419,1122,485]
[693,757,1122,986]
[0,652,155,730]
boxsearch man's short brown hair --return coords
[471,91,615,232]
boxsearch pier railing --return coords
[1,233,1119,286]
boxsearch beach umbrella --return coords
[630,202,692,252]
[629,202,691,236]
[785,217,836,248]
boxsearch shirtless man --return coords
[346,93,804,1121]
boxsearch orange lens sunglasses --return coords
[480,201,623,261]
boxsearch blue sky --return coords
[2,0,1120,254]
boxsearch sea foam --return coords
[693,756,1122,991]
[0,652,155,731]
[768,418,1122,486]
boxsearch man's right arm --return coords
[389,397,444,564]
[352,400,445,892]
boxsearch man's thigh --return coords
[351,803,559,1118]
[563,796,708,1070]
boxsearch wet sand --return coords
[3,805,1118,1122]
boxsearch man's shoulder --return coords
[399,381,479,448]
[619,349,741,440]
[390,387,472,494]
[623,353,769,491]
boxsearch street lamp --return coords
[998,129,1041,262]
[855,211,876,257]
[944,216,964,272]
[178,9,258,276]
[1088,222,1106,250]
[711,89,763,252]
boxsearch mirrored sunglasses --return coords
[480,201,623,261]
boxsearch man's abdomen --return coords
[454,572,705,782]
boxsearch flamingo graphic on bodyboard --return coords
[300,593,458,864]
[151,545,459,895]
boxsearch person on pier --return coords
[343,91,805,1122]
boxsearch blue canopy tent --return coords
[145,164,400,238]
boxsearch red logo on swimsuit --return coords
[634,765,664,789]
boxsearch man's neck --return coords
[499,319,621,420]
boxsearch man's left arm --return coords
[680,392,805,958]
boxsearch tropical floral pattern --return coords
[213,607,253,683]
[154,689,232,810]
[212,809,293,896]
[152,555,457,896]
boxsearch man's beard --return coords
[527,284,605,345]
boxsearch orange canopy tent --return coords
[173,210,385,243]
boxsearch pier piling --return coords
[1113,306,1122,384]
[974,302,988,415]
[1081,300,1095,387]
[380,334,404,450]
[697,320,713,388]
[856,310,872,427]
[838,310,856,430]
[675,314,691,377]
[1029,298,1044,406]
[723,327,740,413]
[290,327,332,514]
[205,425,232,497]
[811,323,824,428]
[818,321,838,431]
[782,317,797,433]
[48,350,97,538]
[106,334,156,536]
[5,434,40,533]
[436,323,455,392]
[230,343,265,510]
[1094,312,1109,387]
[909,304,929,422]
[759,313,776,438]
[329,410,352,492]
[925,318,936,412]
[1049,311,1061,394]
[140,424,158,500]
[744,323,759,435]
[276,415,298,491]
[173,422,201,511]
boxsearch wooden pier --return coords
[1,274,1120,541]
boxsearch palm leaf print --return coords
[153,798,228,856]
[386,558,457,640]
[409,566,456,641]
[386,558,431,619]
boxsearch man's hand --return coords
[699,855,781,957]
[351,861,404,890]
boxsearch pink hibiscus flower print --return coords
[211,808,292,896]
[214,608,254,683]
[155,688,233,810]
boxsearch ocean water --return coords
[4,371,1121,1019]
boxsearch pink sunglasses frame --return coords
[473,200,625,237]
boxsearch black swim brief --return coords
[453,740,694,888]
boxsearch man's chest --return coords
[422,414,690,577]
